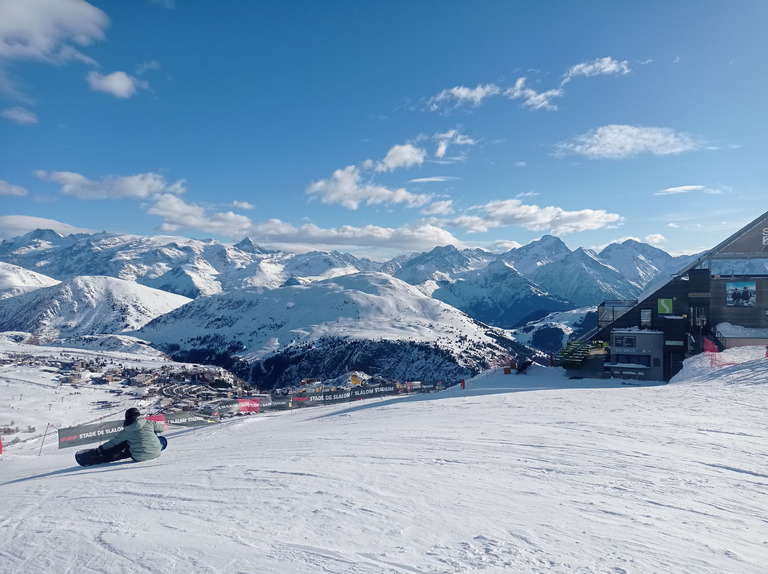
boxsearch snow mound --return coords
[670,345,768,386]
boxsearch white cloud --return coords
[428,78,563,113]
[0,68,32,102]
[408,177,459,183]
[668,222,680,228]
[149,194,252,236]
[443,199,622,235]
[561,57,631,85]
[0,179,28,196]
[87,70,148,98]
[504,78,563,111]
[232,200,254,210]
[421,200,453,216]
[445,214,494,233]
[434,129,477,159]
[428,83,501,110]
[555,125,700,159]
[486,239,522,253]
[0,0,108,100]
[248,219,461,252]
[136,60,161,75]
[2,106,38,124]
[0,0,108,64]
[0,215,94,240]
[371,144,426,172]
[655,185,724,196]
[307,165,431,210]
[36,170,185,199]
[655,185,705,195]
[644,234,666,245]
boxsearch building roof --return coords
[673,210,768,278]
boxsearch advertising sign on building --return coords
[657,298,673,314]
[726,281,756,307]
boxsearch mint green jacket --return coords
[102,417,165,462]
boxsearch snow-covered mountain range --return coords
[0,228,697,388]
[135,272,532,388]
[0,261,60,299]
[0,275,191,341]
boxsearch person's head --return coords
[124,407,141,426]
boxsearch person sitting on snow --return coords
[97,407,166,463]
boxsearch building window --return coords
[616,354,651,367]
[640,309,652,328]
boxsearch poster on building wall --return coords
[726,281,756,307]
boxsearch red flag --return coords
[703,338,718,353]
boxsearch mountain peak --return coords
[234,237,267,254]
[599,240,674,289]
[28,228,64,241]
[501,235,572,277]
[538,234,568,246]
[394,244,495,284]
[531,248,640,306]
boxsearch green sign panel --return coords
[658,298,673,314]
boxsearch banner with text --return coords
[57,412,220,449]
[291,384,398,408]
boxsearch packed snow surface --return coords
[1,344,767,573]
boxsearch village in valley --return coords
[0,338,451,451]
[0,343,249,444]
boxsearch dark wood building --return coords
[594,210,768,381]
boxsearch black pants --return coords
[100,436,167,462]
[100,441,132,462]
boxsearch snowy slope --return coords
[0,276,192,341]
[598,239,674,289]
[1,344,766,574]
[0,230,381,295]
[430,259,572,328]
[511,307,597,352]
[393,244,495,284]
[279,250,380,284]
[0,228,713,365]
[135,272,532,387]
[500,234,572,276]
[532,248,641,306]
[136,272,508,355]
[0,261,60,299]
[142,258,224,298]
[0,231,196,281]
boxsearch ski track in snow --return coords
[1,347,768,573]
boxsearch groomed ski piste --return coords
[2,344,767,573]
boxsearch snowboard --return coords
[76,436,167,467]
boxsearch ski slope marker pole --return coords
[38,422,51,456]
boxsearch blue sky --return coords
[1,0,766,259]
